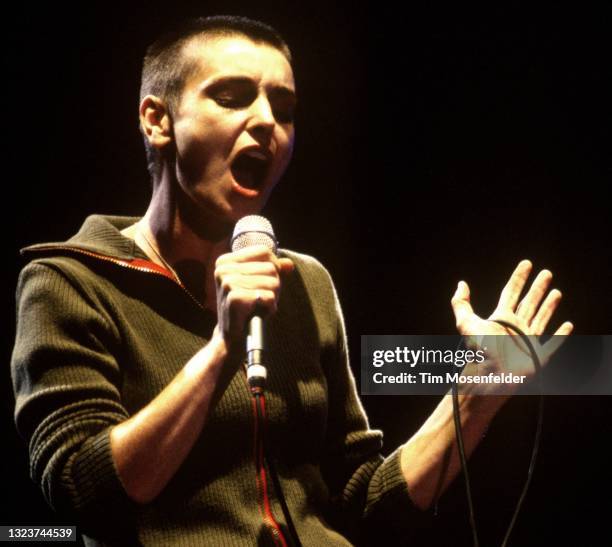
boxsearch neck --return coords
[138,173,232,311]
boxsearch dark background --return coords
[2,2,610,545]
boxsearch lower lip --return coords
[231,180,260,198]
[230,169,263,198]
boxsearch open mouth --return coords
[230,149,270,191]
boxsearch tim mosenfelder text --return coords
[370,346,527,387]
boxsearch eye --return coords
[214,92,254,108]
[214,91,253,109]
[208,80,257,109]
[270,91,297,125]
[273,105,295,124]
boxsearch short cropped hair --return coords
[140,15,292,183]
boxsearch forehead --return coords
[181,35,295,90]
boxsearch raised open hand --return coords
[450,260,573,386]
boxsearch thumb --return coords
[451,281,474,334]
[277,257,295,275]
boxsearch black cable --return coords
[252,324,542,547]
[452,379,480,547]
[265,448,303,547]
[451,321,544,547]
[492,320,544,547]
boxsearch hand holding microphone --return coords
[214,216,294,387]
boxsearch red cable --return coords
[251,391,288,547]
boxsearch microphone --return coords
[231,215,278,391]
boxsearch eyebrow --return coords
[203,75,297,101]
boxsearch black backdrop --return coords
[3,2,610,545]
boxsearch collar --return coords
[20,214,181,283]
[20,214,143,260]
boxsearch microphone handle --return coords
[246,315,267,390]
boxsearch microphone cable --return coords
[233,216,302,546]
[252,388,303,547]
[451,320,544,547]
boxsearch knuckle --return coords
[221,277,234,293]
[260,289,273,303]
[451,295,463,307]
[269,276,280,290]
[262,291,278,314]
[265,262,278,276]
[215,263,231,281]
[227,289,246,309]
[249,245,271,259]
[215,253,231,267]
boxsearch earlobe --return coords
[139,95,173,149]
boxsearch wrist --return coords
[457,392,511,418]
[209,325,229,361]
[182,328,228,381]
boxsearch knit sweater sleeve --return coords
[11,260,135,537]
[286,252,421,543]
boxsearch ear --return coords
[139,95,173,149]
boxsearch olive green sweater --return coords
[11,215,417,546]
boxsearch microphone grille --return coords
[231,215,277,253]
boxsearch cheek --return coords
[174,121,231,178]
[277,130,295,168]
[175,137,211,183]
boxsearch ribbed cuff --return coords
[71,426,134,517]
[367,447,413,514]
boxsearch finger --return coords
[277,257,295,275]
[216,245,276,265]
[451,281,474,334]
[516,269,553,323]
[216,251,293,278]
[495,259,533,312]
[539,321,574,362]
[250,288,278,316]
[225,287,278,335]
[223,288,276,344]
[218,274,280,296]
[530,289,562,335]
[554,321,574,336]
[216,261,279,280]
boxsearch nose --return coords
[247,94,275,139]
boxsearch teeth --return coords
[243,149,268,161]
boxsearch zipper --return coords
[25,244,207,312]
